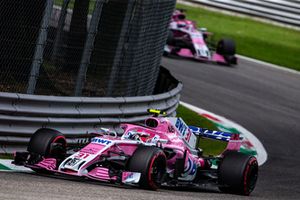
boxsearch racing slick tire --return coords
[218,151,258,195]
[128,146,167,190]
[216,38,236,56]
[27,128,66,159]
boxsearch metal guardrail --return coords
[0,82,182,152]
[183,0,300,27]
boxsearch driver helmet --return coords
[126,131,138,140]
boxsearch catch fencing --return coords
[0,0,176,97]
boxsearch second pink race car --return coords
[164,10,237,66]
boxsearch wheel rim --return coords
[151,160,163,183]
[149,154,166,189]
[49,136,66,159]
[245,159,258,194]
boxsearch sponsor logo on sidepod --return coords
[91,138,112,145]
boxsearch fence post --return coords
[74,0,104,96]
[51,0,70,63]
[27,0,54,94]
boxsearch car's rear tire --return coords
[28,128,66,159]
[128,146,166,190]
[218,151,258,195]
[216,38,236,56]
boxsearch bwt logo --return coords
[91,138,112,145]
[175,118,188,136]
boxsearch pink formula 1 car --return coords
[164,10,237,65]
[13,109,258,195]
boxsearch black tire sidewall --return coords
[128,146,166,190]
[27,128,65,157]
[218,151,258,195]
[216,38,236,56]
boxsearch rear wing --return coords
[189,126,242,152]
[189,126,240,142]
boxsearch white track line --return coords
[181,101,268,165]
[237,55,300,75]
[0,159,32,172]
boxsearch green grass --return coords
[177,3,300,71]
[0,154,13,159]
[176,104,227,155]
[176,104,217,130]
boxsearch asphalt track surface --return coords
[1,57,299,199]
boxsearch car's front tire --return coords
[216,38,236,56]
[127,146,166,190]
[28,128,66,159]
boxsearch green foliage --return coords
[177,3,300,71]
